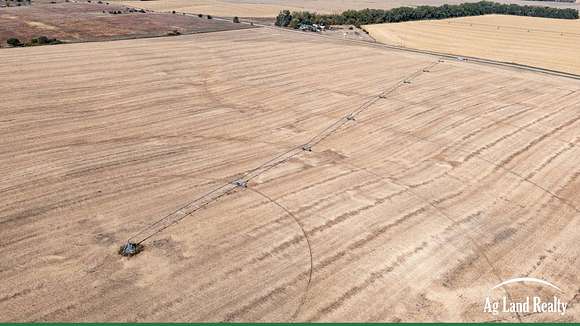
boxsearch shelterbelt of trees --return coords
[275,1,579,28]
[523,0,576,3]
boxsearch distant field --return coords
[118,0,580,17]
[118,0,304,17]
[364,15,580,75]
[0,1,251,47]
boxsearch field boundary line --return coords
[243,21,580,81]
[113,5,580,81]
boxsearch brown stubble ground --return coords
[0,2,252,47]
[0,28,580,321]
[363,15,580,75]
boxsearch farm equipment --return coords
[119,242,142,257]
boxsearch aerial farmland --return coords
[1,0,579,323]
[364,14,580,75]
[116,0,580,17]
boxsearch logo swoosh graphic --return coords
[492,277,563,292]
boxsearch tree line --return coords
[275,1,579,28]
[7,36,62,47]
[523,0,576,3]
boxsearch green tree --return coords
[278,1,578,29]
[275,10,292,27]
[37,36,50,44]
[7,38,22,47]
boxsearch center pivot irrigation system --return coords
[119,61,440,257]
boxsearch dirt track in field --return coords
[1,28,580,322]
[363,15,580,75]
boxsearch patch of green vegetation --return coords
[275,1,579,28]
[29,36,63,46]
[6,37,23,47]
[6,36,63,47]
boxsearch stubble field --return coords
[1,28,580,322]
[363,15,580,75]
[116,0,580,17]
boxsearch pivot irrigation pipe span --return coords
[121,61,439,253]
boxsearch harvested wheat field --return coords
[1,28,580,322]
[117,0,580,17]
[117,0,304,17]
[364,14,580,75]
